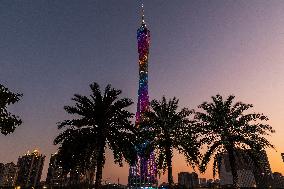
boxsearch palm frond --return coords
[54,82,135,179]
[195,94,275,182]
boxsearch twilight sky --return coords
[1,0,284,184]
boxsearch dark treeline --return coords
[0,82,275,189]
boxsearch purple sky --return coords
[0,0,284,184]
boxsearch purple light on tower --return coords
[128,4,157,189]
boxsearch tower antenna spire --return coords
[141,3,145,25]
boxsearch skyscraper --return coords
[46,153,66,187]
[0,162,18,187]
[178,172,191,189]
[46,153,94,187]
[218,149,272,188]
[15,149,45,188]
[178,172,199,189]
[128,4,157,189]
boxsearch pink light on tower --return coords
[128,4,157,189]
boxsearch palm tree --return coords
[194,94,275,189]
[140,96,200,189]
[54,82,137,189]
[0,84,22,135]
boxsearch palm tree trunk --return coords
[165,147,173,189]
[227,147,239,189]
[90,170,95,186]
[95,142,106,189]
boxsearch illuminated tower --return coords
[128,4,157,189]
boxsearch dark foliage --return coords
[194,94,275,189]
[54,82,137,189]
[140,96,200,188]
[0,84,22,135]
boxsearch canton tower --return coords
[128,4,157,189]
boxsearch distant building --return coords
[15,149,45,188]
[46,153,95,187]
[218,149,272,188]
[214,179,220,183]
[178,172,199,189]
[102,183,128,189]
[207,179,213,184]
[46,153,66,187]
[191,172,199,188]
[272,172,284,188]
[219,152,256,187]
[199,178,206,187]
[281,153,284,162]
[178,172,190,189]
[206,179,214,188]
[0,162,18,187]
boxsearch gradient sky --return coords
[1,0,284,184]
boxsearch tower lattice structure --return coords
[128,4,157,189]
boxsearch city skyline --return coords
[0,0,284,185]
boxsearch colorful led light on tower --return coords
[128,4,157,189]
[136,4,150,125]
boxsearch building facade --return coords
[178,172,199,189]
[15,149,45,188]
[199,178,207,187]
[46,153,67,187]
[272,172,284,188]
[178,172,190,189]
[0,162,18,187]
[218,149,272,188]
[128,4,157,189]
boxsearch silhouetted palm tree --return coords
[54,82,137,189]
[194,94,275,189]
[0,84,22,135]
[140,96,200,189]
